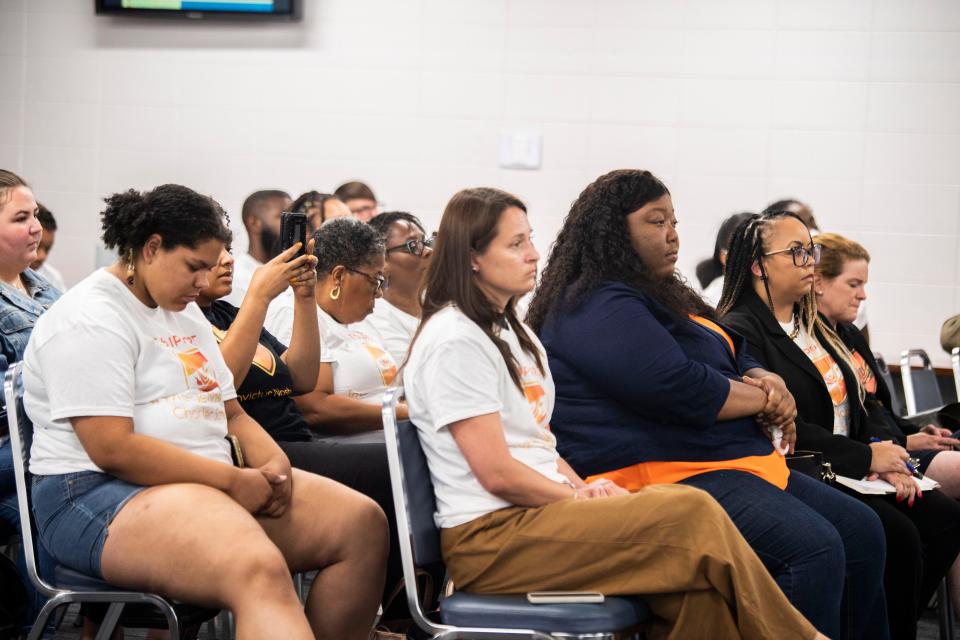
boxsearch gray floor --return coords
[46,605,946,640]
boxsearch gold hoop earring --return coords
[329,285,341,300]
[125,249,136,286]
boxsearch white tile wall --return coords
[867,83,960,135]
[775,31,870,80]
[777,0,872,30]
[3,0,959,366]
[872,0,960,31]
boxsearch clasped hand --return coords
[743,374,797,454]
[226,459,294,517]
[572,478,629,500]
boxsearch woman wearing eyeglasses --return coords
[719,212,960,640]
[529,171,887,640]
[359,212,433,364]
[266,217,406,433]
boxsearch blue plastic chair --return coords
[4,362,217,640]
[380,387,650,639]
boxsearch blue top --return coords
[0,269,61,379]
[538,281,773,478]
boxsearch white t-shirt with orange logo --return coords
[24,269,237,475]
[404,304,568,529]
[781,321,851,436]
[316,306,398,405]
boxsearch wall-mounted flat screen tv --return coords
[95,0,296,18]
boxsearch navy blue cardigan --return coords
[539,282,774,478]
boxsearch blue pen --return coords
[869,437,924,479]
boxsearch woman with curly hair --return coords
[528,169,887,640]
[24,184,387,639]
[404,185,830,640]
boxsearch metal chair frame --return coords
[4,362,184,640]
[951,347,959,403]
[381,387,643,640]
[900,349,944,416]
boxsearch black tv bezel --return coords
[94,0,299,20]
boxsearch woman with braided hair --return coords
[719,211,960,640]
[529,169,886,640]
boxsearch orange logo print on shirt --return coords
[176,348,221,392]
[523,382,548,424]
[349,331,398,386]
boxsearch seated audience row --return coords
[198,221,417,622]
[225,180,378,309]
[22,183,387,640]
[403,186,827,639]
[5,164,956,640]
[813,232,960,616]
[525,170,885,639]
[0,170,60,635]
[717,211,960,639]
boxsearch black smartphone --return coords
[279,211,308,259]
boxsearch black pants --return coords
[278,437,410,615]
[839,486,960,639]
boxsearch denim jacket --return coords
[0,269,61,378]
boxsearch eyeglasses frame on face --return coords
[342,266,386,292]
[762,243,822,267]
[385,234,436,257]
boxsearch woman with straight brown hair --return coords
[401,187,827,640]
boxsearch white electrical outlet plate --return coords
[499,130,543,170]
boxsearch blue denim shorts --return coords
[31,471,145,579]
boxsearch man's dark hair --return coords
[241,189,290,225]
[36,203,57,231]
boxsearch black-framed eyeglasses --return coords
[386,234,435,257]
[763,243,822,267]
[343,267,386,292]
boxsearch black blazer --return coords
[722,289,896,478]
[834,320,918,439]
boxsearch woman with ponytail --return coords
[402,186,829,640]
[23,184,388,640]
[719,211,960,640]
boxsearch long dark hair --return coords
[410,187,543,391]
[695,211,753,289]
[527,169,709,334]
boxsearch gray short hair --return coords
[313,217,385,274]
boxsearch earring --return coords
[125,249,136,286]
[815,290,823,295]
[471,266,479,274]
[329,285,341,300]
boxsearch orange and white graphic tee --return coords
[24,269,237,475]
[781,321,850,436]
[404,305,566,529]
[315,306,399,405]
